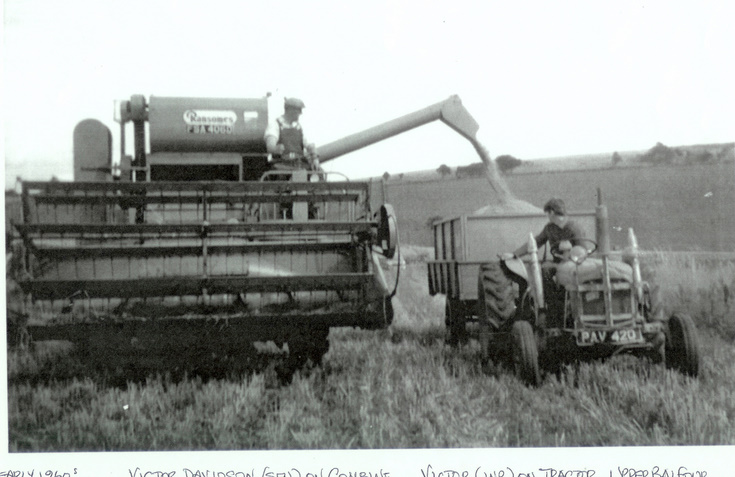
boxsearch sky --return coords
[2,1,734,190]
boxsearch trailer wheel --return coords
[665,313,700,377]
[477,262,516,363]
[445,299,467,347]
[511,320,541,386]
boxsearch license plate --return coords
[610,328,644,344]
[576,328,644,345]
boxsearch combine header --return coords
[8,93,482,377]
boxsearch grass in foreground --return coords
[643,251,735,339]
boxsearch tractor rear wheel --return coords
[665,313,700,377]
[477,262,516,363]
[511,320,541,386]
[478,262,516,328]
[445,299,468,347]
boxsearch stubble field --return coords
[6,248,735,451]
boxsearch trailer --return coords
[427,210,596,345]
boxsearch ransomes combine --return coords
[7,93,481,378]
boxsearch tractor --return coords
[477,192,701,385]
[428,191,701,386]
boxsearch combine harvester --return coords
[8,93,496,378]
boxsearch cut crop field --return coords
[6,248,735,451]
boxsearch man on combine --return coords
[264,97,319,171]
[263,97,320,219]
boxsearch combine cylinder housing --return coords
[76,95,275,183]
[147,96,269,154]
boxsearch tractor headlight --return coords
[570,245,588,264]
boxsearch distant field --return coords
[383,161,735,251]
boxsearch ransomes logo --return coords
[183,109,237,134]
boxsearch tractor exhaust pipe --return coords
[596,188,613,326]
[627,228,644,303]
[595,188,610,255]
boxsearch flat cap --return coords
[543,197,567,216]
[284,97,305,109]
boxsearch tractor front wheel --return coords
[511,320,541,386]
[665,313,700,377]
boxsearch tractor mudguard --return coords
[501,257,528,284]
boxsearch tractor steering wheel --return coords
[575,238,598,254]
[552,238,598,260]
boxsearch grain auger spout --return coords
[317,95,512,201]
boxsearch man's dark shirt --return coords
[535,220,584,261]
[515,219,585,262]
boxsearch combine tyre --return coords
[277,325,330,382]
[665,313,700,377]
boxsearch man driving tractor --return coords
[506,197,587,321]
[511,198,585,262]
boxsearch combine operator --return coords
[264,97,319,171]
[263,97,321,219]
[507,198,586,322]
